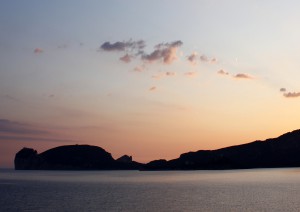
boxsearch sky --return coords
[1,0,300,168]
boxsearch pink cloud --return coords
[152,75,161,80]
[233,73,253,79]
[100,40,145,52]
[163,47,178,64]
[199,54,217,63]
[283,92,300,98]
[165,71,176,76]
[142,40,183,64]
[149,86,157,91]
[57,44,68,49]
[134,66,144,72]
[200,54,209,62]
[120,54,132,63]
[210,57,217,63]
[152,73,164,80]
[34,48,43,54]
[217,69,229,75]
[184,71,197,77]
[187,52,198,65]
[280,88,286,92]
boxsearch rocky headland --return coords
[15,129,300,170]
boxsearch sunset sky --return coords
[1,0,300,168]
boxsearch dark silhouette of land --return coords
[15,129,300,170]
[15,145,142,170]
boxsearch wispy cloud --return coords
[165,71,176,76]
[233,73,253,79]
[187,52,198,65]
[0,135,77,143]
[151,71,176,79]
[283,92,300,98]
[142,40,183,64]
[57,44,68,49]
[34,48,43,54]
[217,70,254,80]
[100,41,128,51]
[149,86,157,91]
[217,69,229,75]
[210,57,217,63]
[1,94,18,101]
[199,54,217,63]
[200,54,209,62]
[280,88,286,92]
[147,100,188,111]
[152,74,163,80]
[100,40,146,64]
[133,66,144,72]
[100,40,145,52]
[0,119,47,135]
[278,88,300,98]
[0,119,79,143]
[120,54,132,63]
[184,71,197,77]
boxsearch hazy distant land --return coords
[15,129,300,170]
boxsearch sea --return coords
[1,168,300,211]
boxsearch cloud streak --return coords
[233,73,253,79]
[0,135,77,143]
[0,119,79,143]
[184,71,197,77]
[100,41,128,51]
[152,74,163,80]
[217,69,255,81]
[149,86,157,91]
[100,39,146,64]
[280,88,286,92]
[133,66,144,72]
[283,92,300,98]
[57,44,68,49]
[165,71,176,76]
[34,48,43,54]
[100,40,145,52]
[0,119,48,135]
[1,94,18,101]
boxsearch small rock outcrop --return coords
[116,155,132,163]
[14,148,40,170]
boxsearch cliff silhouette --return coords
[15,145,142,170]
[15,129,300,170]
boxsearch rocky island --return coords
[15,129,300,170]
[15,145,142,170]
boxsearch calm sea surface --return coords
[1,168,300,211]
